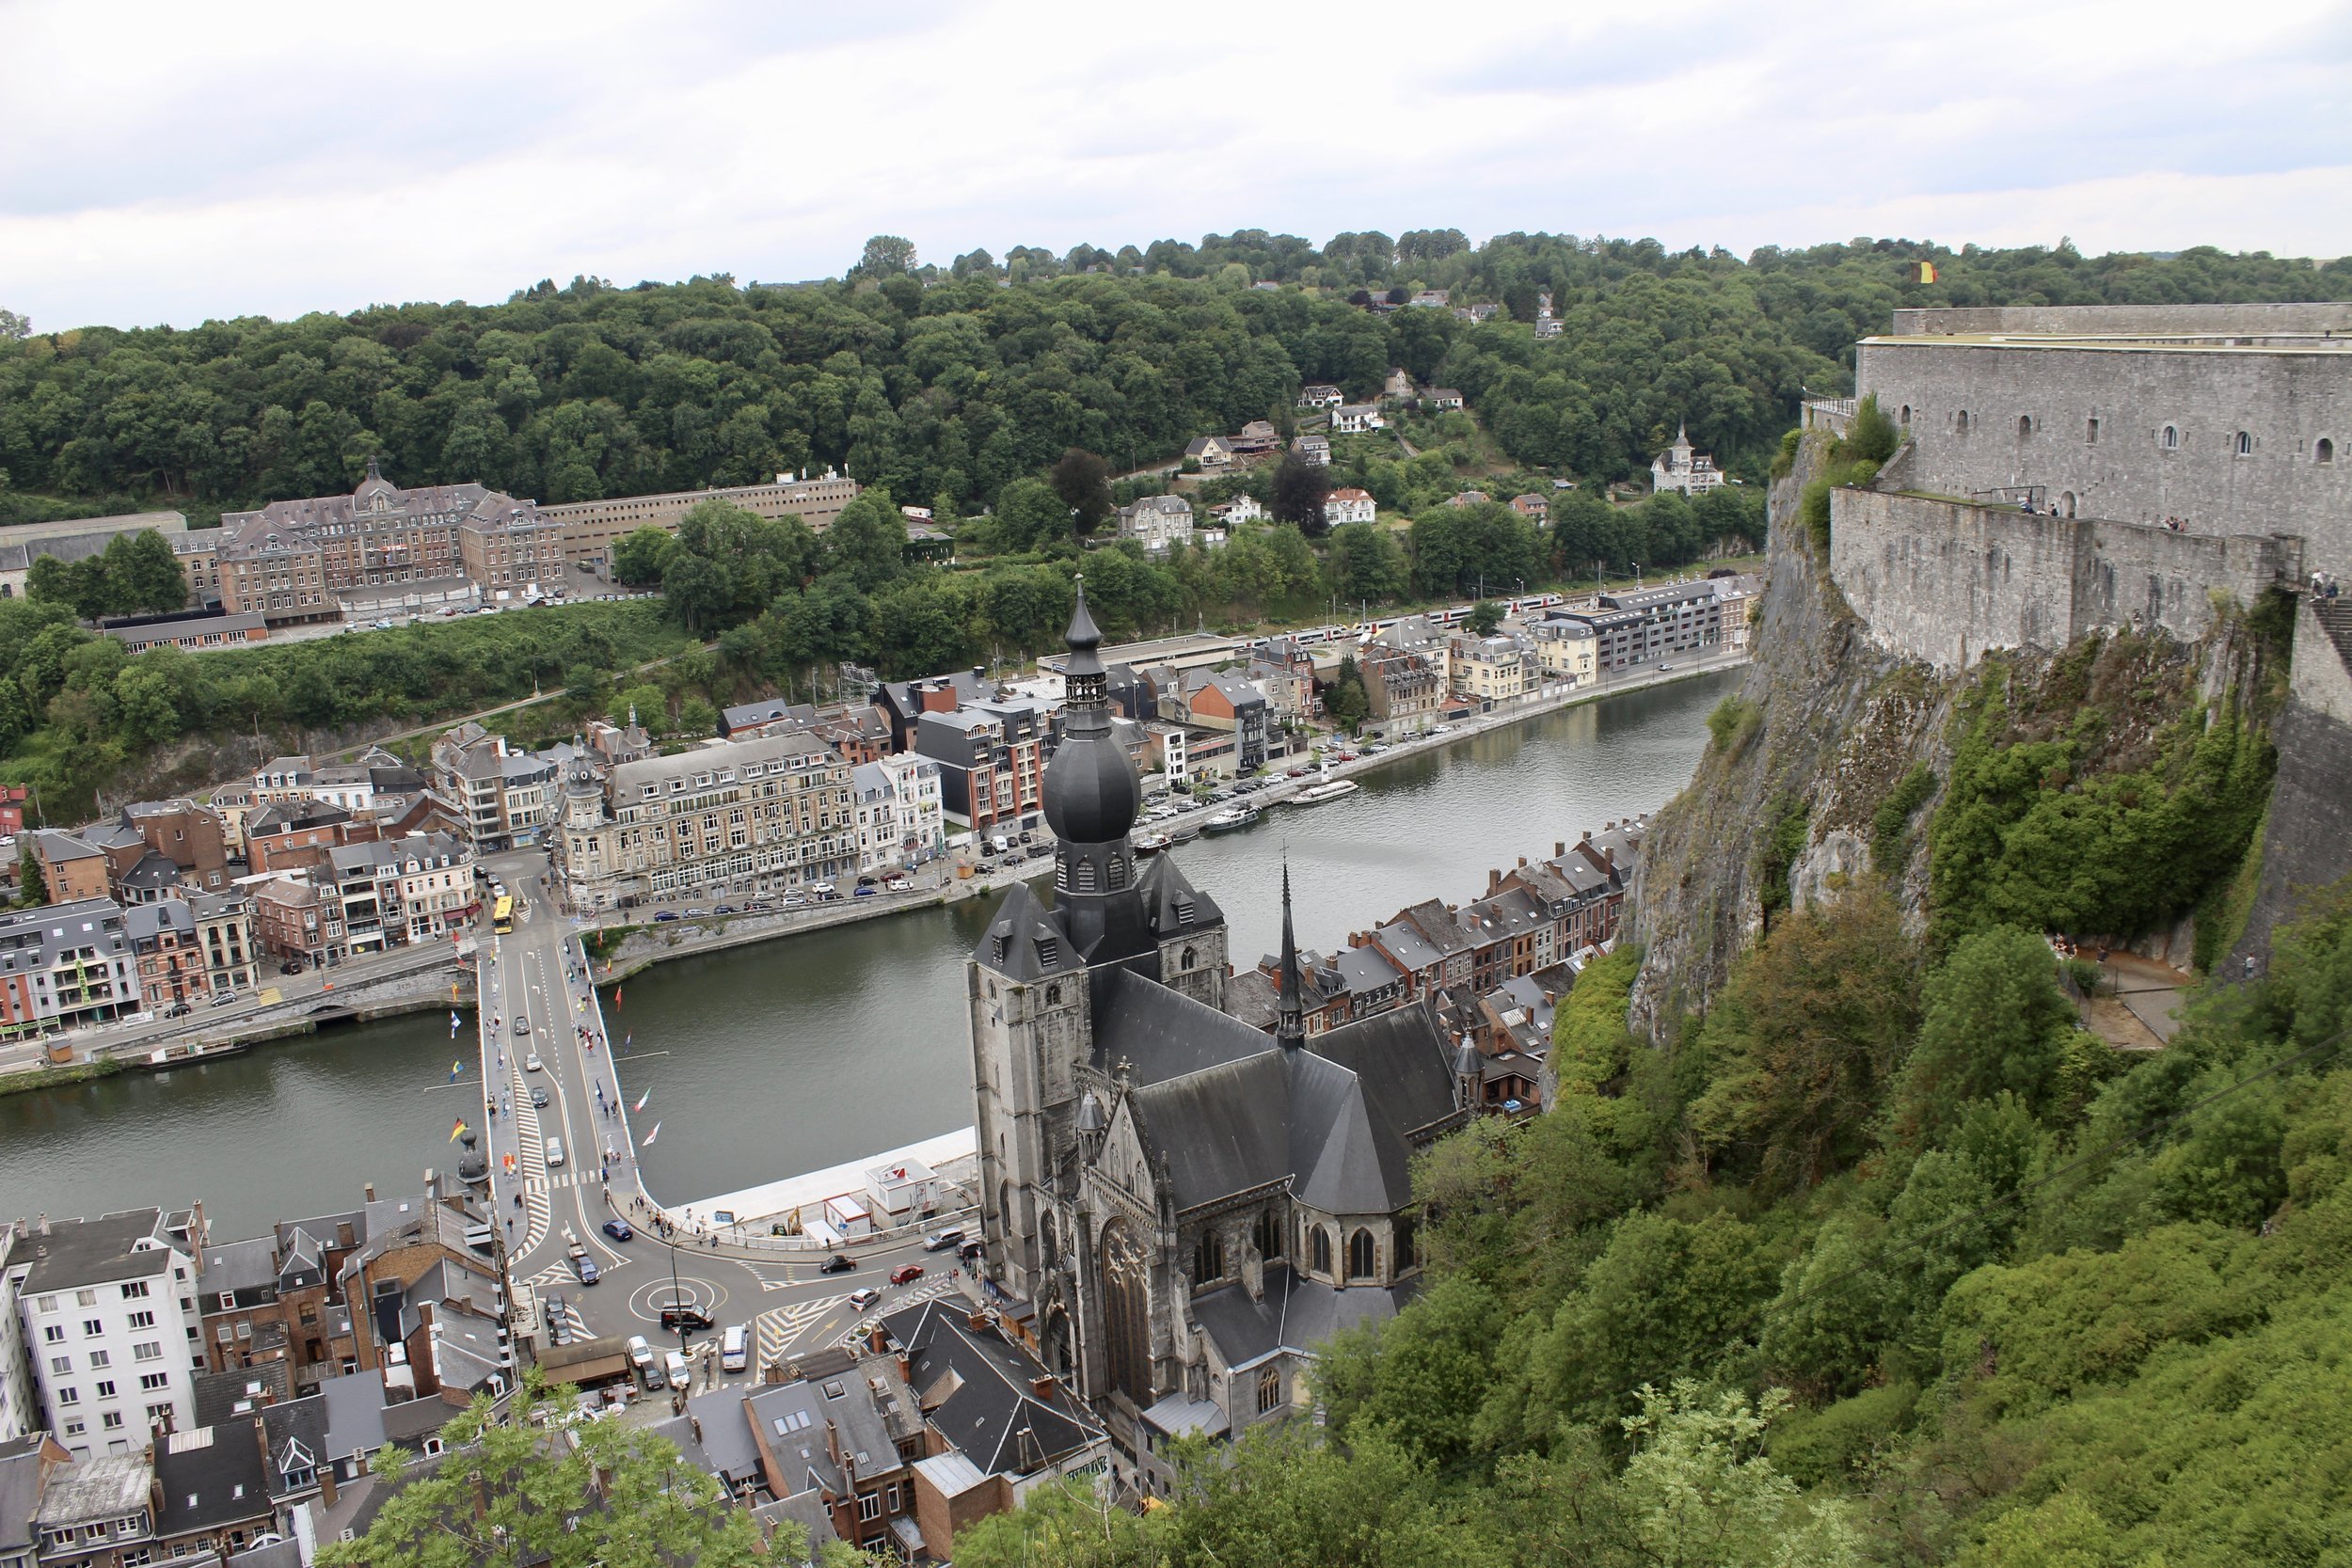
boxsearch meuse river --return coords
[0,671,1735,1238]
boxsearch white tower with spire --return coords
[1651,420,1724,496]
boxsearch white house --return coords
[1425,388,1466,411]
[1650,423,1725,496]
[851,753,946,875]
[7,1209,204,1459]
[1296,384,1344,409]
[1209,496,1266,529]
[1330,404,1385,435]
[1183,436,1233,468]
[1324,488,1377,527]
[1293,434,1332,467]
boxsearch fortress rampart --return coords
[1829,486,2298,671]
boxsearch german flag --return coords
[1916,261,1939,284]
[450,1117,469,1143]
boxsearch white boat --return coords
[1289,779,1361,806]
[1202,805,1262,833]
[1134,832,1172,853]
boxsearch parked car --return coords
[210,990,240,1008]
[809,882,837,898]
[544,1291,569,1345]
[746,899,772,912]
[818,1254,855,1275]
[714,904,736,915]
[922,1227,965,1252]
[664,1349,691,1390]
[721,1323,748,1372]
[654,910,679,922]
[627,1335,656,1378]
[958,1240,985,1261]
[660,1304,714,1332]
[848,1287,881,1311]
[889,1264,925,1286]
[853,885,877,897]
[163,1002,192,1019]
[279,959,304,975]
[883,878,910,893]
[685,908,707,919]
[602,1217,634,1243]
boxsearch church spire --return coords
[1277,860,1304,1050]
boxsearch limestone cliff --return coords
[1625,430,2295,1039]
[1626,431,1949,1036]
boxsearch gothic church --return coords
[967,586,1476,1460]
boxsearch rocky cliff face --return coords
[1627,431,1952,1037]
[1627,430,2293,1040]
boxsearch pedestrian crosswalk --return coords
[524,1171,603,1193]
[830,1275,961,1350]
[755,1294,849,1370]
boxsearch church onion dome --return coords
[1041,732,1140,844]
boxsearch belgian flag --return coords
[1916,261,1939,284]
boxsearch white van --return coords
[663,1349,691,1391]
[545,1137,564,1167]
[721,1323,749,1373]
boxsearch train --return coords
[1275,593,1570,647]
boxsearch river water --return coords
[0,671,1735,1238]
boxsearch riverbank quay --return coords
[579,650,1751,982]
[0,938,476,1096]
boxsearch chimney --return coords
[966,1309,992,1335]
[691,1415,704,1445]
[1604,847,1616,869]
[896,1351,912,1386]
[35,1213,48,1236]
[866,1325,888,1355]
[1486,868,1502,895]
[1030,1375,1057,1402]
[364,1184,376,1202]
[1518,856,1528,869]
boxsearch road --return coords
[470,850,970,1393]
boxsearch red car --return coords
[889,1263,925,1287]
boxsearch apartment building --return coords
[1527,614,1597,685]
[541,472,860,578]
[251,879,342,970]
[1449,634,1531,705]
[554,732,858,912]
[0,902,136,1034]
[5,1209,205,1459]
[850,755,946,876]
[913,701,1050,833]
[0,1234,35,1441]
[116,801,230,895]
[329,833,472,955]
[1538,582,1723,673]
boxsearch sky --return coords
[4,0,2347,331]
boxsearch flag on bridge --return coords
[615,986,623,1009]
[625,1031,632,1051]
[634,1089,648,1112]
[449,1117,468,1143]
[449,1060,463,1084]
[642,1122,661,1148]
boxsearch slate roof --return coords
[13,1209,177,1291]
[882,1298,1103,1476]
[683,1386,766,1487]
[1091,965,1268,1086]
[199,1234,278,1297]
[1187,1264,1412,1371]
[33,1452,151,1528]
[1136,852,1224,941]
[154,1421,274,1535]
[1331,943,1406,996]
[261,1394,330,1493]
[972,883,1083,983]
[0,1434,54,1558]
[319,1370,389,1462]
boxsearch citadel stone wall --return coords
[1830,487,2298,671]
[1888,302,2352,338]
[1854,340,2352,574]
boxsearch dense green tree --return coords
[1898,925,2075,1141]
[1464,599,1504,637]
[1269,451,1333,535]
[319,1371,770,1568]
[1049,448,1115,535]
[609,524,677,585]
[851,234,917,277]
[1326,652,1369,731]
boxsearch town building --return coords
[430,726,558,853]
[4,1208,205,1458]
[1650,422,1725,496]
[1323,487,1376,528]
[1161,672,1273,773]
[1292,434,1331,467]
[1509,492,1549,524]
[0,513,189,606]
[0,1234,37,1440]
[968,591,1475,1470]
[250,878,342,971]
[1206,496,1265,530]
[1424,388,1465,411]
[1539,583,1724,673]
[1359,646,1443,730]
[1116,496,1195,553]
[1231,420,1280,456]
[28,837,108,907]
[913,701,1051,835]
[1295,384,1343,409]
[553,731,857,912]
[0,901,136,1034]
[116,801,230,896]
[850,754,946,875]
[24,1448,156,1567]
[536,472,860,578]
[874,669,994,755]
[327,833,472,955]
[213,461,564,626]
[1182,436,1233,469]
[185,895,259,1000]
[1449,634,1531,705]
[1527,613,1598,685]
[124,902,211,1013]
[1329,404,1384,436]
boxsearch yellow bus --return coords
[491,896,514,935]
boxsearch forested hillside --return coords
[3,237,2339,523]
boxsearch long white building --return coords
[5,1210,205,1459]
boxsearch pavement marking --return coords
[755,1293,851,1367]
[832,1275,961,1349]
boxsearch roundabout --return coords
[628,1272,731,1324]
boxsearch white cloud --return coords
[2,0,2344,329]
